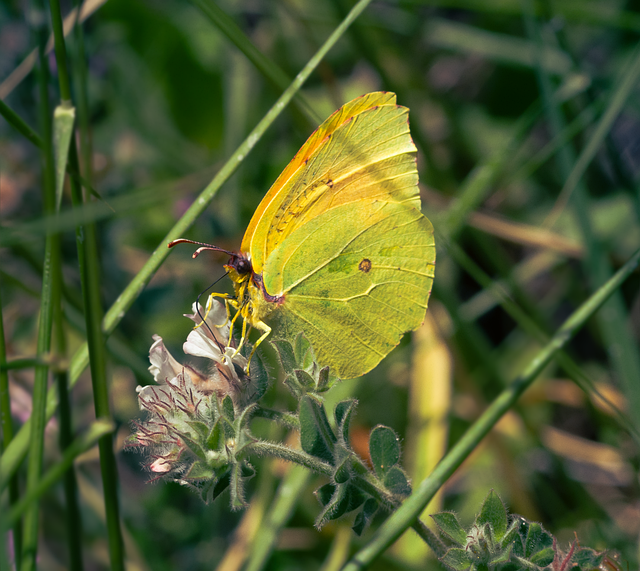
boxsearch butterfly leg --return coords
[195,292,234,333]
[243,320,271,375]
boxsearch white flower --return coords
[183,301,248,392]
[129,299,257,480]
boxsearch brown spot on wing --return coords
[359,258,372,273]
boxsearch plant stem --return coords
[0,278,22,569]
[48,0,125,567]
[19,3,57,568]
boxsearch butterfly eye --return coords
[233,256,252,276]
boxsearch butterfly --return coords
[169,92,435,379]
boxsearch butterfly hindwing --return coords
[263,199,435,379]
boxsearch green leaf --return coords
[293,331,314,369]
[184,460,215,480]
[53,103,75,212]
[222,395,235,421]
[529,547,554,566]
[334,457,351,484]
[369,425,401,478]
[490,543,512,565]
[352,498,378,536]
[272,338,297,371]
[316,365,334,391]
[294,369,316,389]
[383,466,411,497]
[431,512,468,546]
[179,432,206,460]
[210,469,231,502]
[334,399,356,444]
[524,521,553,559]
[502,518,523,554]
[315,483,334,507]
[299,395,336,462]
[206,421,223,451]
[248,350,269,401]
[477,490,508,542]
[314,483,350,528]
[314,482,366,529]
[186,420,211,441]
[441,548,473,570]
[572,548,604,569]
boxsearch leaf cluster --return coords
[433,491,618,571]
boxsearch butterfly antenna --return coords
[168,238,235,259]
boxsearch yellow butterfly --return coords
[170,92,435,379]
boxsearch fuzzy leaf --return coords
[293,331,314,369]
[186,420,211,441]
[248,350,269,401]
[299,395,336,461]
[314,483,365,529]
[530,547,554,566]
[315,484,350,528]
[572,548,604,569]
[334,457,351,484]
[383,466,411,497]
[441,548,473,570]
[490,543,512,565]
[222,395,235,421]
[315,483,334,507]
[295,369,316,389]
[352,498,378,536]
[316,365,333,391]
[283,374,305,398]
[206,421,223,451]
[477,490,508,542]
[335,399,356,443]
[510,518,527,557]
[524,521,553,559]
[180,432,206,460]
[271,337,297,372]
[211,470,231,501]
[184,460,215,480]
[431,512,467,546]
[369,425,401,478]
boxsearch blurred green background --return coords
[1,0,640,569]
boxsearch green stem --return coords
[190,0,319,124]
[0,278,22,569]
[253,407,300,430]
[243,438,446,556]
[0,98,42,148]
[0,0,374,496]
[48,0,126,567]
[242,440,333,475]
[343,247,640,571]
[20,3,57,568]
[52,256,84,571]
[443,233,640,444]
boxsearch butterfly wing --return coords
[262,199,435,379]
[242,92,419,274]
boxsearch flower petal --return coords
[148,335,183,385]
